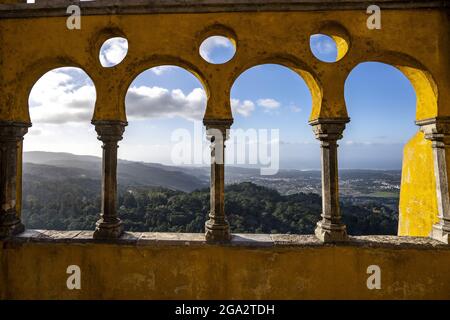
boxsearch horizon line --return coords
[23,150,403,172]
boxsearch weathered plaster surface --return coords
[399,132,439,236]
[0,4,447,123]
[1,231,450,299]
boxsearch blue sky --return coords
[25,35,417,170]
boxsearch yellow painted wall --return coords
[1,239,450,300]
[0,10,447,124]
[399,131,438,236]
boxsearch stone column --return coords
[92,120,127,239]
[309,118,349,242]
[0,122,29,238]
[204,119,232,242]
[419,117,450,243]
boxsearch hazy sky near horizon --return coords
[25,35,417,170]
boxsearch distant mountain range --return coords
[23,151,209,192]
[22,151,401,194]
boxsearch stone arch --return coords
[27,66,97,126]
[230,54,323,121]
[230,62,320,174]
[343,58,438,236]
[348,52,438,121]
[123,63,207,120]
[18,57,95,124]
[117,56,210,123]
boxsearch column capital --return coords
[417,117,450,146]
[309,118,349,141]
[92,120,127,142]
[0,121,30,141]
[204,119,233,145]
[203,118,233,130]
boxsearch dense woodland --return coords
[22,178,398,235]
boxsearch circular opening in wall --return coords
[310,34,348,63]
[99,37,128,68]
[199,35,236,64]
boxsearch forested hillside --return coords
[22,179,398,235]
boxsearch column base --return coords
[205,220,231,243]
[315,220,348,243]
[93,218,123,239]
[0,212,25,238]
[430,223,450,244]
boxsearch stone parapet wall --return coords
[1,230,450,299]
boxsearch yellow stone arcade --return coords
[0,0,450,299]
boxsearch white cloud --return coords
[99,37,128,67]
[29,67,282,127]
[199,36,234,62]
[24,123,100,157]
[150,66,175,75]
[30,67,208,124]
[231,99,255,117]
[125,86,206,121]
[344,140,377,146]
[257,98,281,110]
[27,129,42,136]
[29,68,96,124]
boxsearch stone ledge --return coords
[1,229,448,250]
[0,0,448,19]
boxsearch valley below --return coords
[21,151,400,235]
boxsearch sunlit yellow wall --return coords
[399,131,438,236]
[0,10,448,124]
[1,240,450,300]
